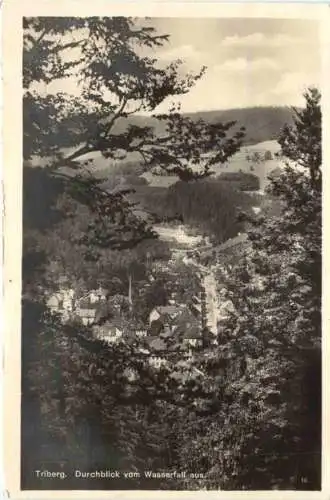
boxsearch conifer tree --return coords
[173,88,322,490]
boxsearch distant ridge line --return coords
[111,106,295,146]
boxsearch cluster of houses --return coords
[46,286,108,325]
[45,233,245,368]
[45,282,215,367]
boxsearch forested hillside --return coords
[110,106,295,146]
[131,178,256,244]
[26,106,294,158]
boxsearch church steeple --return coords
[128,273,133,309]
[200,286,207,331]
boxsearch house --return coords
[149,305,183,326]
[143,303,206,367]
[46,287,107,325]
[149,304,203,341]
[46,288,75,309]
[77,308,97,326]
[140,323,185,369]
[92,316,147,345]
[105,325,124,343]
[135,330,147,338]
[46,288,75,320]
[62,288,75,310]
[147,305,204,360]
[92,314,131,343]
[149,356,168,369]
[172,308,203,350]
[75,297,99,325]
[46,293,63,313]
[126,334,169,370]
[146,337,168,369]
[93,321,124,344]
[88,287,107,304]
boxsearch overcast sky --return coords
[151,17,321,112]
[43,17,321,113]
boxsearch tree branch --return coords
[51,97,129,169]
[103,96,128,138]
[34,29,48,46]
[55,39,84,52]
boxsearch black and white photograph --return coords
[17,7,323,493]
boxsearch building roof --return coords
[149,305,202,340]
[172,310,202,340]
[216,233,249,252]
[190,303,202,315]
[156,305,182,316]
[170,367,203,383]
[156,305,190,327]
[77,297,100,310]
[108,317,127,329]
[46,294,62,307]
[144,326,178,352]
[148,337,167,352]
[78,309,97,318]
[93,318,128,337]
[89,287,107,296]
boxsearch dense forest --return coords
[21,16,321,492]
[131,179,254,244]
[119,171,259,244]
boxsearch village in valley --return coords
[43,129,282,371]
[43,136,281,371]
[45,207,254,368]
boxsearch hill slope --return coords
[28,106,294,170]
[112,106,294,145]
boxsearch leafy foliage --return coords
[174,88,321,490]
[24,17,244,176]
[22,17,244,488]
[23,16,245,252]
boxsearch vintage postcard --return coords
[2,1,329,498]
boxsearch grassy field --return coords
[28,138,284,194]
[213,139,283,191]
[142,140,284,190]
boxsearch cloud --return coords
[222,33,265,47]
[222,32,305,48]
[216,57,279,73]
[271,71,320,98]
